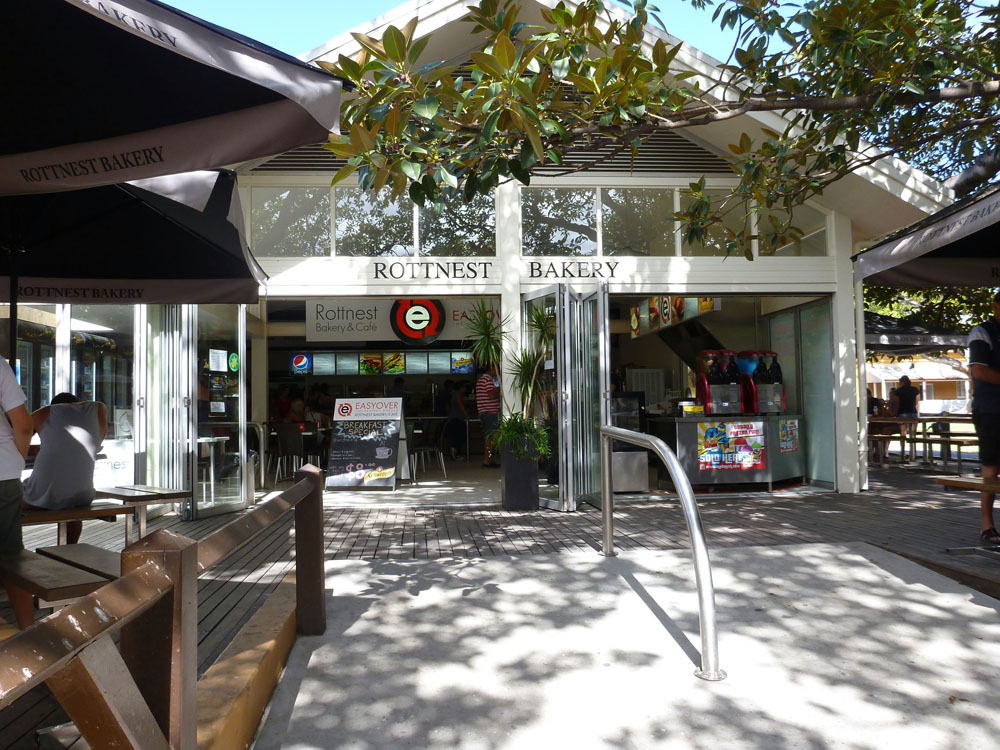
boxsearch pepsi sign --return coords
[389,299,445,346]
[290,353,312,375]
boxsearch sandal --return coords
[980,528,1000,546]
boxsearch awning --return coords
[864,311,967,355]
[0,170,265,304]
[0,0,344,195]
[854,183,1000,286]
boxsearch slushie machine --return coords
[695,349,785,415]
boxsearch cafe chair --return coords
[271,422,324,483]
[409,420,447,481]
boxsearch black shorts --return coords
[973,412,1000,467]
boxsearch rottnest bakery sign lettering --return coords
[18,285,144,300]
[18,147,166,186]
[528,261,619,279]
[373,261,493,280]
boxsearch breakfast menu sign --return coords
[326,398,403,489]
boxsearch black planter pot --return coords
[500,446,540,511]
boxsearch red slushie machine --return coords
[695,349,785,415]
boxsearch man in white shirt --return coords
[0,357,35,627]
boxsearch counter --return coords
[648,414,804,489]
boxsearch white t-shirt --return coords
[0,358,25,481]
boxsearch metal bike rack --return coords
[600,425,726,681]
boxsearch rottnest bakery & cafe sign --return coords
[307,297,498,343]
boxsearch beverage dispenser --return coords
[738,350,786,414]
[695,349,742,415]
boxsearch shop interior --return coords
[605,293,835,494]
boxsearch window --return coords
[334,186,412,257]
[602,188,675,256]
[757,203,827,256]
[251,187,331,257]
[419,191,495,256]
[678,190,752,257]
[521,188,597,256]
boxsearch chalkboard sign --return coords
[326,398,403,489]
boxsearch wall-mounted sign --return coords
[527,260,620,279]
[307,297,498,343]
[697,421,765,471]
[373,260,494,281]
[389,299,445,345]
[290,353,312,375]
[208,348,227,372]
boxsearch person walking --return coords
[476,364,501,467]
[889,375,921,457]
[968,291,1000,545]
[0,358,36,628]
[22,393,107,545]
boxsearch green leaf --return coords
[408,36,430,64]
[383,25,406,63]
[551,57,570,80]
[400,160,422,181]
[438,166,458,189]
[330,163,357,186]
[493,33,516,68]
[413,96,440,119]
[471,51,508,78]
[408,181,426,206]
[482,109,502,140]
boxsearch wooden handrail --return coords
[0,559,170,708]
[0,464,327,749]
[197,477,312,572]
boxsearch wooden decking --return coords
[2,467,997,747]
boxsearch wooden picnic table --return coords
[95,485,191,539]
[867,417,919,463]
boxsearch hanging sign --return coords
[326,398,403,489]
[697,420,765,471]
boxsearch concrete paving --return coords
[254,543,1000,749]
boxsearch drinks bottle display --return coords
[707,357,724,385]
[752,358,771,384]
[768,356,783,384]
[724,355,740,384]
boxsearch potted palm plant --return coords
[464,299,553,510]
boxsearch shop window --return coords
[334,186,413,257]
[521,188,597,256]
[677,190,751,257]
[419,191,496,256]
[0,304,57,411]
[758,203,828,256]
[602,188,676,256]
[251,187,331,258]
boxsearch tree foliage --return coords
[865,285,998,332]
[321,0,1000,257]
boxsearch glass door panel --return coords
[521,286,561,509]
[574,283,610,508]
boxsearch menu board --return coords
[326,398,403,489]
[313,352,336,376]
[428,351,451,374]
[335,352,359,375]
[406,353,428,374]
[383,352,404,374]
[359,352,382,374]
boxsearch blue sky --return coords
[166,0,734,60]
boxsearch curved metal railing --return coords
[599,425,725,681]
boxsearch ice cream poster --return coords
[779,418,799,453]
[697,421,765,471]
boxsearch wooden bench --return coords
[936,476,1000,492]
[36,543,120,580]
[22,501,137,545]
[920,436,979,473]
[2,549,107,601]
[96,485,191,538]
[866,435,895,466]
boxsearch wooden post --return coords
[119,529,198,749]
[293,464,326,635]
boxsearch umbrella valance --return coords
[854,184,1000,286]
[0,170,265,304]
[0,0,344,195]
[864,311,967,355]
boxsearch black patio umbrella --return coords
[854,183,1000,286]
[0,0,344,195]
[0,169,265,356]
[864,311,967,355]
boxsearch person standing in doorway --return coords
[0,358,36,628]
[969,291,1000,545]
[476,364,501,467]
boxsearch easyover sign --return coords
[307,297,498,343]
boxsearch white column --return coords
[830,211,861,493]
[496,180,522,414]
[855,278,868,491]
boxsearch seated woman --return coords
[22,393,107,544]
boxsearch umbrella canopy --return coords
[0,170,265,305]
[0,0,343,195]
[854,183,1000,286]
[864,311,967,355]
